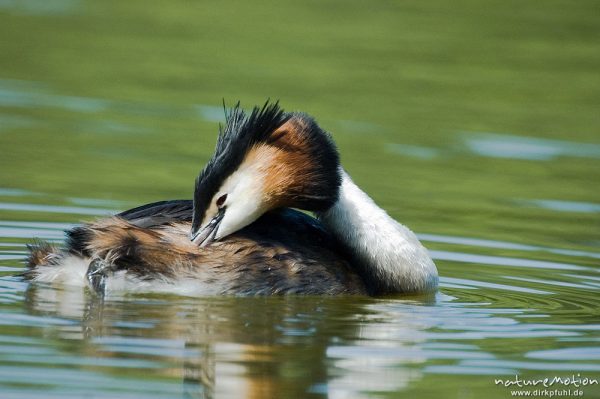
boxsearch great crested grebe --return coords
[25,102,438,296]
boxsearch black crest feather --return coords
[192,101,291,233]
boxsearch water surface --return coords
[0,1,599,398]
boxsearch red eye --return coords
[216,194,227,208]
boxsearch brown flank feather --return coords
[26,208,367,295]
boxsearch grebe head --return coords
[191,101,341,246]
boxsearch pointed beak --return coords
[191,208,225,247]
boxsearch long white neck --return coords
[318,170,438,295]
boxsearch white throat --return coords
[318,170,438,294]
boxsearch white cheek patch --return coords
[215,197,264,240]
[198,144,277,240]
[210,153,271,240]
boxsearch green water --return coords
[0,1,599,398]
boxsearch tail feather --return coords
[22,240,64,281]
[26,241,59,268]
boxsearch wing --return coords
[118,202,342,255]
[240,208,342,251]
[117,200,193,228]
[115,201,336,248]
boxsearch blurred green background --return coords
[0,0,599,248]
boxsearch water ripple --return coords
[463,132,600,161]
[430,250,590,271]
[0,202,116,216]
